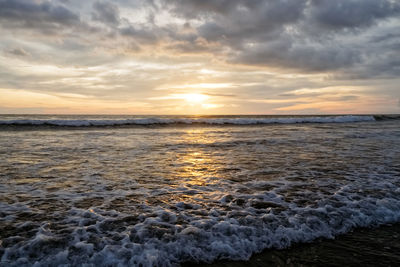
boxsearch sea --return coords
[0,114,399,266]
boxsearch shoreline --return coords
[184,223,400,266]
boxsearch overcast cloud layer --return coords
[0,0,399,114]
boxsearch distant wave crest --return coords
[0,115,378,127]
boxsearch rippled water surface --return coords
[0,117,400,266]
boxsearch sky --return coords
[0,0,399,115]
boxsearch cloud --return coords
[1,0,396,76]
[194,0,307,42]
[204,93,237,97]
[309,0,400,30]
[7,47,29,57]
[119,25,160,45]
[0,0,81,32]
[92,1,120,26]
[232,36,361,71]
[163,0,400,75]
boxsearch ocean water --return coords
[0,115,399,266]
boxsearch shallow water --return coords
[0,116,400,266]
[187,223,400,266]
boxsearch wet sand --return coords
[184,223,400,267]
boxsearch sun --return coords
[182,93,209,104]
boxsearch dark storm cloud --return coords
[339,56,400,80]
[92,1,120,26]
[173,0,307,42]
[163,0,400,74]
[166,0,399,31]
[165,0,240,17]
[233,37,362,71]
[309,0,400,30]
[371,34,400,48]
[119,25,160,44]
[0,0,80,31]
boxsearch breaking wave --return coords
[0,115,376,127]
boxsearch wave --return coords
[0,115,377,127]
[1,175,399,266]
[373,114,400,121]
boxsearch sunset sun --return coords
[182,93,209,104]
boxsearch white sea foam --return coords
[1,178,399,266]
[0,115,376,127]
